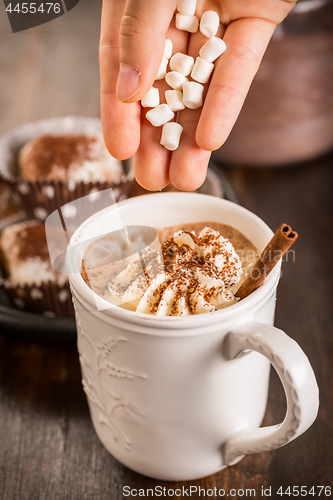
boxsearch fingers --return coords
[100,0,141,160]
[117,0,179,103]
[196,17,276,151]
[133,117,171,191]
[133,20,188,191]
[169,22,223,191]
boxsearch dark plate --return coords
[0,164,239,342]
[0,290,76,342]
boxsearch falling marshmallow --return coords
[160,122,184,151]
[170,53,195,77]
[183,81,204,109]
[177,0,197,16]
[146,104,174,127]
[165,89,185,111]
[191,57,214,84]
[200,11,220,38]
[156,57,168,80]
[164,39,173,59]
[141,87,160,108]
[165,71,189,90]
[175,13,199,33]
[142,7,226,151]
[199,37,227,62]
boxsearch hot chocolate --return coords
[82,222,258,315]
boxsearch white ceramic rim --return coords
[67,192,281,330]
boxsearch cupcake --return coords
[0,117,134,221]
[0,220,73,316]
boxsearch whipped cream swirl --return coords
[106,227,243,316]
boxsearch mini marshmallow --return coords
[164,39,173,59]
[200,11,220,38]
[177,0,197,16]
[170,53,194,76]
[191,57,214,84]
[160,122,183,151]
[156,57,168,80]
[199,36,226,62]
[175,13,199,33]
[165,71,189,90]
[146,104,174,127]
[165,89,185,111]
[182,81,204,109]
[141,87,160,108]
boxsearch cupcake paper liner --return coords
[0,116,134,221]
[0,277,74,317]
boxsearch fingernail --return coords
[116,64,140,102]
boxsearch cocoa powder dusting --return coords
[17,223,50,261]
[82,222,259,315]
[149,279,172,315]
[24,134,96,177]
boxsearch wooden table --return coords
[0,1,332,498]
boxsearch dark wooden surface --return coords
[0,1,332,498]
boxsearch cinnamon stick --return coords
[235,223,298,300]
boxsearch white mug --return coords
[67,192,319,481]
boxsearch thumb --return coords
[116,0,178,102]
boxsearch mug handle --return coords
[224,319,319,465]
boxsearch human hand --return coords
[100,0,296,191]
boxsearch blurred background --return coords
[0,0,101,134]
